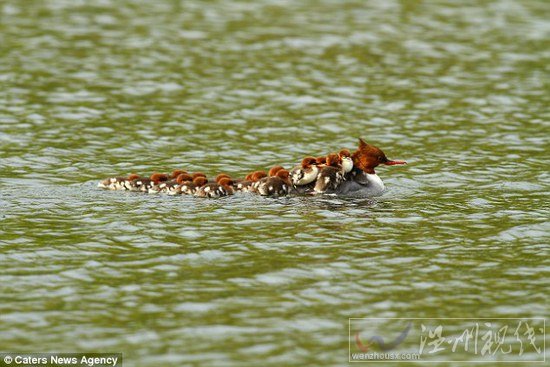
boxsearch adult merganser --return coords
[314,153,345,193]
[335,138,406,196]
[196,177,235,198]
[290,157,319,186]
[255,169,292,197]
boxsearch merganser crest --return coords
[98,138,406,198]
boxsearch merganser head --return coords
[326,153,340,167]
[251,171,267,182]
[150,173,169,183]
[215,173,231,183]
[352,138,406,174]
[244,173,253,181]
[268,165,285,176]
[176,173,193,184]
[301,157,317,168]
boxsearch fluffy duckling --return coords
[215,173,231,183]
[250,171,269,192]
[147,173,170,193]
[314,154,345,193]
[125,174,154,192]
[191,172,207,180]
[255,169,293,197]
[122,173,144,191]
[159,172,193,194]
[165,173,194,195]
[252,165,285,191]
[178,176,208,195]
[195,177,235,198]
[251,171,267,181]
[339,149,354,174]
[268,165,285,177]
[316,156,327,166]
[243,171,267,192]
[290,157,319,186]
[98,174,141,191]
[170,169,188,179]
[234,173,251,192]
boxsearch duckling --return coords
[339,149,354,174]
[191,172,207,180]
[195,177,235,198]
[316,156,327,166]
[166,173,194,195]
[99,173,145,191]
[314,153,345,193]
[233,173,251,192]
[268,165,285,177]
[159,172,192,194]
[178,176,208,195]
[249,171,270,192]
[215,173,231,183]
[170,169,188,179]
[253,165,287,194]
[147,173,170,193]
[123,173,143,191]
[255,169,293,197]
[98,175,133,190]
[172,172,208,194]
[251,171,267,181]
[290,157,319,186]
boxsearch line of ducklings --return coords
[98,149,353,198]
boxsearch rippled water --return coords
[1,0,548,366]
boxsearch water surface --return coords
[1,0,549,366]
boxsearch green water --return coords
[1,0,548,366]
